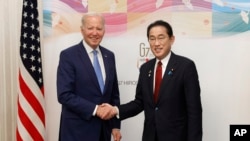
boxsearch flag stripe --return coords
[18,101,43,141]
[17,107,33,141]
[16,127,22,141]
[18,82,45,133]
[19,62,45,108]
[19,72,45,124]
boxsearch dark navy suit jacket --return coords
[119,52,202,141]
[57,41,120,141]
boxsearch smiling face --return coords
[148,25,175,60]
[80,15,105,49]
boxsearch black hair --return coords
[147,20,173,39]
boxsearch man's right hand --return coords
[96,103,118,120]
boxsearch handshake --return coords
[96,103,118,120]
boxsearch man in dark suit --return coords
[101,20,202,141]
[56,13,121,141]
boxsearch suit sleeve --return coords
[118,68,144,120]
[110,55,121,129]
[57,51,96,120]
[184,61,203,141]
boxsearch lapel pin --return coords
[168,68,174,76]
[148,70,152,77]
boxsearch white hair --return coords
[81,12,105,27]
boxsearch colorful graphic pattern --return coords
[43,0,250,37]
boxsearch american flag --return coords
[16,0,45,141]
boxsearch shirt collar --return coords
[82,40,101,54]
[156,52,171,68]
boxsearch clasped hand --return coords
[96,103,118,120]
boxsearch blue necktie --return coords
[93,50,104,93]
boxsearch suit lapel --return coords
[157,53,177,103]
[162,53,177,83]
[77,42,102,94]
[145,59,157,105]
[100,47,109,94]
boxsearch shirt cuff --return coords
[93,105,98,116]
[114,106,120,119]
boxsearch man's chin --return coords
[90,43,100,48]
[155,53,164,59]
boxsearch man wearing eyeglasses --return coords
[99,20,203,141]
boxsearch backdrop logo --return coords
[118,80,137,86]
[137,42,154,69]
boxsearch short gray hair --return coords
[81,13,105,27]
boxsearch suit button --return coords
[155,107,158,111]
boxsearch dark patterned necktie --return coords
[154,61,162,103]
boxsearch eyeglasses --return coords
[148,35,168,44]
